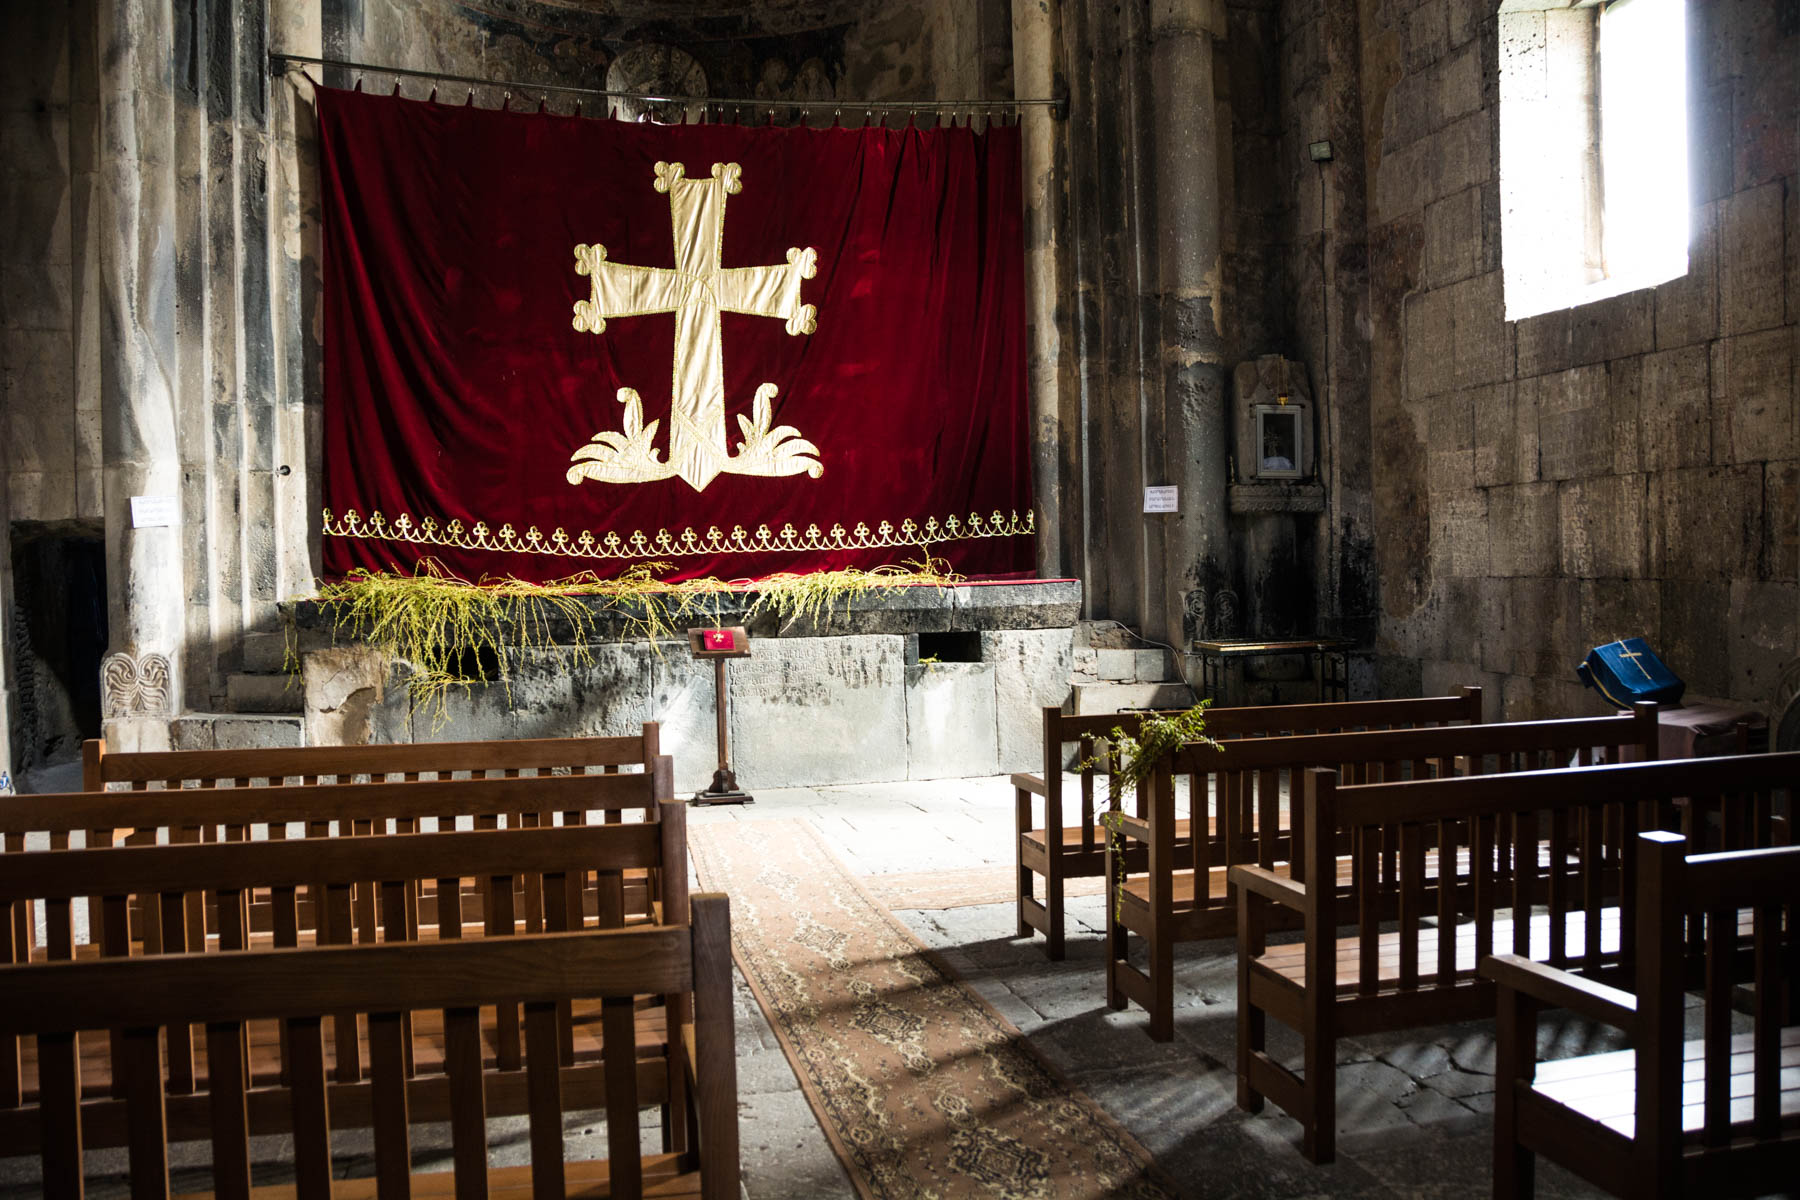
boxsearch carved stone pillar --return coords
[1011,0,1074,579]
[1148,0,1231,651]
[94,0,184,749]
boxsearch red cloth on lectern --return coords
[316,86,1033,583]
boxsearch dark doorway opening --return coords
[9,522,107,774]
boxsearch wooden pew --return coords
[0,766,674,965]
[1483,834,1792,1200]
[1013,690,1484,958]
[0,814,690,1158]
[1485,831,1799,1199]
[1106,707,1659,1040]
[1231,751,1799,1163]
[0,895,739,1200]
[82,726,661,793]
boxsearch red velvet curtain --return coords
[317,86,1034,583]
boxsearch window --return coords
[1499,0,1689,320]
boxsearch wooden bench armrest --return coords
[1010,773,1049,797]
[1227,864,1307,912]
[1111,813,1150,844]
[1480,953,1638,1033]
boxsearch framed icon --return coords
[1252,404,1304,480]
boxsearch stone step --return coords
[1071,680,1195,715]
[225,673,304,714]
[171,714,305,751]
[242,631,290,674]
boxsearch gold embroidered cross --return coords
[1613,641,1653,680]
[566,161,823,492]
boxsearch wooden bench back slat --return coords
[369,1009,413,1194]
[445,1006,488,1198]
[288,1015,333,1200]
[1751,901,1783,1138]
[603,996,642,1197]
[206,1018,253,1200]
[83,727,659,788]
[124,1026,170,1200]
[525,1002,566,1200]
[0,823,667,917]
[40,1031,81,1200]
[0,771,660,842]
[1049,690,1485,745]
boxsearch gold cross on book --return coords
[1613,641,1653,680]
[567,161,822,492]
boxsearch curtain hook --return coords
[391,80,401,96]
[353,76,363,92]
[573,99,581,117]
[427,85,437,103]
[466,89,475,106]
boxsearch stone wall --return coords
[1350,0,1798,720]
[0,0,1025,773]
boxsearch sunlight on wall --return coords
[1500,0,1689,321]
[1599,0,1689,295]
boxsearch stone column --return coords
[0,488,12,790]
[271,1,325,606]
[1011,0,1074,579]
[93,0,185,751]
[1148,0,1230,652]
[1318,0,1375,647]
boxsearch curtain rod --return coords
[269,53,1066,120]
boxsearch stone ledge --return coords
[285,578,1082,646]
[1228,482,1326,514]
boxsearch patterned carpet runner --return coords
[691,819,1173,1200]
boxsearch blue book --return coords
[1576,638,1685,708]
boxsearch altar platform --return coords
[284,579,1081,792]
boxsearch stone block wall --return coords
[1353,0,1798,722]
[296,626,1073,790]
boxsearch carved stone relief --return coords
[101,652,173,719]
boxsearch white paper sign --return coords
[129,495,179,528]
[1143,485,1179,514]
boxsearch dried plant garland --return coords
[291,556,961,717]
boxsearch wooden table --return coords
[1191,638,1353,704]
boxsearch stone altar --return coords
[286,580,1079,792]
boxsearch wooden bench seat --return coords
[1234,752,1798,1164]
[1526,1027,1800,1139]
[1486,831,1800,1198]
[0,897,739,1200]
[1014,690,1485,959]
[1106,707,1658,1040]
[0,813,691,1158]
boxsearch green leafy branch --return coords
[1083,701,1223,907]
